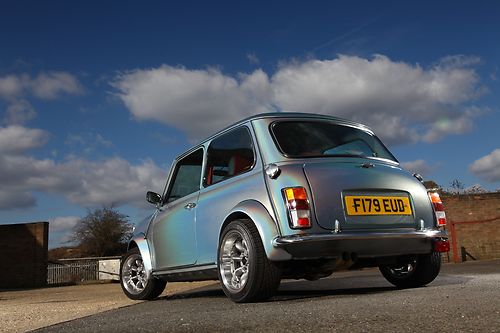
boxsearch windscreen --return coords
[271,121,397,162]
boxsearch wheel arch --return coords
[126,233,153,279]
[220,200,291,261]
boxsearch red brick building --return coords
[442,193,500,262]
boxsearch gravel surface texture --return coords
[0,281,216,332]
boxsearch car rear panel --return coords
[302,158,435,231]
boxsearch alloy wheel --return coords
[219,231,250,292]
[122,253,148,295]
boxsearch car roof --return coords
[239,111,362,124]
[178,112,373,160]
[212,112,372,138]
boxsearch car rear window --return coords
[270,120,397,162]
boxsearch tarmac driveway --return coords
[1,260,499,332]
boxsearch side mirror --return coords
[146,191,162,205]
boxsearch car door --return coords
[151,148,203,270]
[195,126,261,265]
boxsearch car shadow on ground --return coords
[160,284,402,303]
[158,272,472,303]
[273,286,398,302]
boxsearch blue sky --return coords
[1,1,499,248]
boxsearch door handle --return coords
[184,202,196,210]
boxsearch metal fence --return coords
[47,257,120,285]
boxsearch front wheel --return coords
[379,252,441,288]
[218,219,281,303]
[120,247,166,300]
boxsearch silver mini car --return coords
[120,112,449,303]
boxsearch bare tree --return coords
[70,206,133,257]
[464,184,487,194]
[423,180,441,192]
[449,179,465,195]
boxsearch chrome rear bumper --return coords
[273,229,448,259]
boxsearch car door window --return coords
[166,149,203,203]
[204,127,255,186]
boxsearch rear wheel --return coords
[379,252,441,288]
[218,219,281,303]
[120,247,166,300]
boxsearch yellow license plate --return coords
[344,195,412,216]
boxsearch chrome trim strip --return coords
[273,230,448,246]
[153,263,217,276]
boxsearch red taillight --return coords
[428,192,447,226]
[433,239,450,252]
[283,187,312,229]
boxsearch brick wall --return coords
[0,222,48,289]
[442,193,500,262]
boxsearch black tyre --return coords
[379,252,441,288]
[120,247,166,300]
[218,219,281,303]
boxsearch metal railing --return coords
[47,256,120,285]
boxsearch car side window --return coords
[204,127,255,186]
[166,149,203,203]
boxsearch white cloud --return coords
[65,132,114,156]
[1,71,84,125]
[62,157,166,207]
[469,149,500,183]
[49,216,80,233]
[113,55,484,145]
[271,55,482,144]
[4,99,36,124]
[94,133,113,147]
[0,190,35,210]
[0,154,166,210]
[0,125,49,154]
[247,53,260,65]
[401,159,434,176]
[421,114,473,143]
[113,66,274,140]
[436,55,481,70]
[0,75,23,99]
[0,71,83,101]
[0,123,166,210]
[29,71,84,100]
